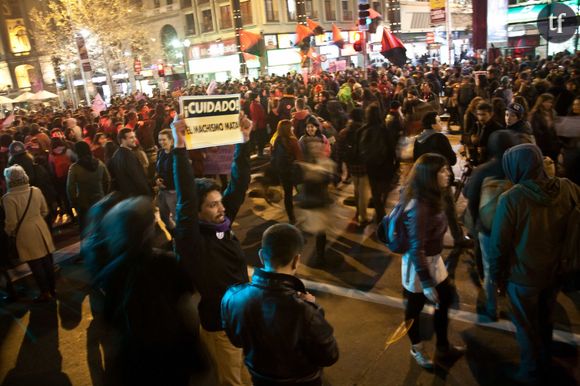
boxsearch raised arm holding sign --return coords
[179,94,248,150]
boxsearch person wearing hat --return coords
[492,76,514,106]
[505,102,534,144]
[1,165,56,302]
[7,141,34,179]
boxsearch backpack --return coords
[377,201,409,254]
[479,177,513,233]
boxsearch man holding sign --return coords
[171,108,252,386]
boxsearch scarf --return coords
[199,216,231,234]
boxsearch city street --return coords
[1,135,579,386]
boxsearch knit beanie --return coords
[8,141,26,157]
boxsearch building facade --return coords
[139,0,474,82]
[0,0,54,95]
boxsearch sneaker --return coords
[411,343,434,369]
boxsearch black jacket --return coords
[107,147,150,197]
[156,149,175,190]
[173,143,251,331]
[221,269,339,384]
[413,130,457,166]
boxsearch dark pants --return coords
[507,282,558,381]
[368,176,391,222]
[281,176,295,223]
[27,254,56,295]
[404,278,454,349]
[250,129,267,156]
[444,189,464,241]
[253,377,322,386]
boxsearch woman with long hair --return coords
[271,119,302,223]
[401,153,465,369]
[463,96,485,137]
[530,93,560,161]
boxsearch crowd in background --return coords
[0,50,579,385]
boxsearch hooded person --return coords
[66,141,111,230]
[488,143,580,384]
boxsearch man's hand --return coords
[297,291,316,303]
[240,114,252,143]
[170,114,187,149]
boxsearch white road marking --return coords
[301,278,580,346]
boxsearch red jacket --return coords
[249,100,266,130]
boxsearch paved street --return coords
[1,134,579,385]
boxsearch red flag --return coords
[240,29,264,56]
[307,18,324,35]
[369,9,382,19]
[332,24,344,49]
[296,24,314,45]
[380,29,407,67]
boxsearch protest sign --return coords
[180,94,243,150]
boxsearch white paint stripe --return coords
[301,278,580,346]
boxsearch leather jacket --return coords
[221,269,339,384]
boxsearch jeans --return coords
[478,232,497,318]
[157,189,177,231]
[27,254,56,295]
[404,278,454,349]
[507,282,558,381]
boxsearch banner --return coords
[180,94,242,150]
[75,34,92,72]
[430,0,446,25]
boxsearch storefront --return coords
[187,39,260,82]
[506,1,579,58]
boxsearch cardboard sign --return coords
[180,95,243,150]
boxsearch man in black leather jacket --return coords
[221,224,339,386]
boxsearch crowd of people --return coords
[0,49,579,385]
